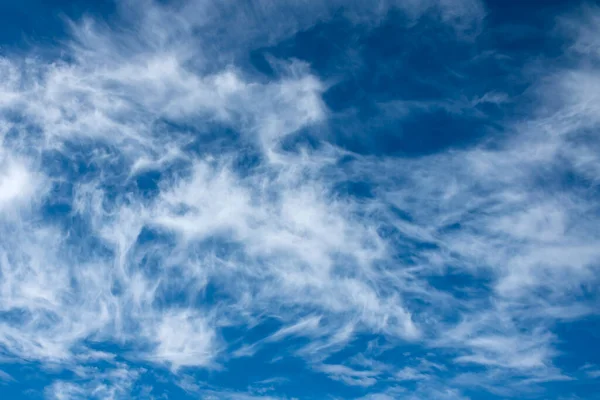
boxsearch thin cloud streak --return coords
[0,0,598,399]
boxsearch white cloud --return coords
[315,363,379,387]
[0,369,15,383]
[395,367,429,381]
[147,309,218,370]
[0,152,45,213]
[0,0,598,399]
[45,365,141,400]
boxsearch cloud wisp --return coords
[0,0,599,399]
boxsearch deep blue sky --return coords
[0,0,599,399]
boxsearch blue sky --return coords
[0,0,599,399]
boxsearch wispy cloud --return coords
[0,0,599,399]
[0,369,15,383]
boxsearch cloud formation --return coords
[0,0,599,399]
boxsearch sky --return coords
[0,0,599,399]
